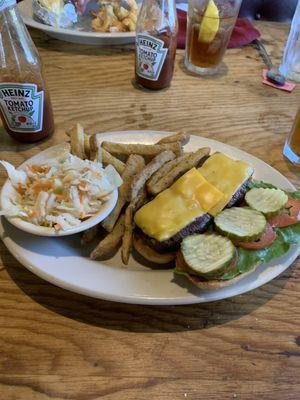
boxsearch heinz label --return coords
[136,34,168,81]
[0,83,44,132]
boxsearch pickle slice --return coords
[181,234,235,279]
[245,188,288,217]
[214,207,266,242]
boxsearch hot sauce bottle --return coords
[0,0,54,142]
[135,0,178,90]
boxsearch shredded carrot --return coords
[97,194,108,199]
[29,164,50,174]
[16,184,25,195]
[28,210,38,218]
[79,191,85,204]
[83,212,97,218]
[32,181,54,194]
[55,193,65,201]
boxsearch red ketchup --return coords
[135,0,178,90]
[0,0,54,142]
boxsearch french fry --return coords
[89,134,102,162]
[101,141,182,157]
[81,225,98,246]
[101,148,125,175]
[147,147,211,195]
[84,134,90,160]
[130,150,175,201]
[68,123,86,159]
[121,186,148,265]
[157,131,190,145]
[133,233,175,264]
[102,154,145,232]
[67,128,125,173]
[132,188,147,210]
[65,126,73,137]
[90,215,125,260]
[121,205,134,265]
[147,152,191,190]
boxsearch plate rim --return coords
[1,130,299,305]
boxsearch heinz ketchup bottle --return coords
[135,0,178,90]
[0,0,54,142]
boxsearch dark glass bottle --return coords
[0,0,54,142]
[135,0,178,90]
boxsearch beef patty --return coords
[136,213,212,253]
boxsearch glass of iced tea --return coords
[283,108,300,165]
[185,0,242,75]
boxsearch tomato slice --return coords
[237,223,276,250]
[176,252,187,270]
[268,197,300,228]
[222,250,238,273]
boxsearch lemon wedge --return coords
[198,0,220,44]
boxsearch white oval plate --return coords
[0,131,299,305]
[18,0,135,45]
[0,142,118,236]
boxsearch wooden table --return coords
[0,22,299,400]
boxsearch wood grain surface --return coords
[0,21,299,400]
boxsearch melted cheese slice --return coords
[198,153,254,216]
[134,168,225,241]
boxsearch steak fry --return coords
[147,147,211,195]
[157,131,190,145]
[101,141,182,157]
[90,215,125,260]
[102,154,145,232]
[102,148,125,174]
[147,152,191,190]
[121,186,148,265]
[130,150,175,201]
[89,134,125,173]
[89,134,102,162]
[81,225,98,245]
[121,205,134,265]
[68,123,86,159]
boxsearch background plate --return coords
[0,131,298,305]
[19,0,136,45]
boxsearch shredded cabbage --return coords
[0,154,123,231]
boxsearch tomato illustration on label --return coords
[18,116,27,123]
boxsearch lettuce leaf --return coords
[219,223,299,280]
[247,180,278,190]
[173,267,190,278]
[289,190,300,201]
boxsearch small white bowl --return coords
[0,143,118,237]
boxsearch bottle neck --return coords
[137,0,178,35]
[0,0,40,74]
[0,0,16,13]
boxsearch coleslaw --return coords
[0,153,123,231]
